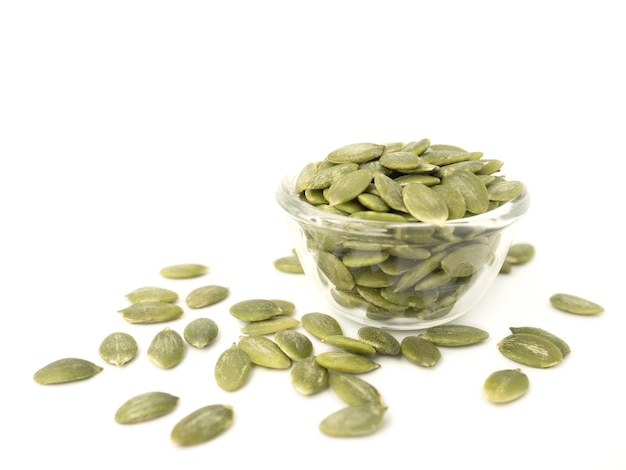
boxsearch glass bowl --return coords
[276,172,530,330]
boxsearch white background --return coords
[1,1,623,469]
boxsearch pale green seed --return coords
[274,329,314,361]
[326,169,373,206]
[402,183,448,226]
[420,324,489,346]
[421,148,470,166]
[357,193,390,212]
[125,286,179,303]
[509,326,570,357]
[342,250,390,268]
[435,160,486,178]
[394,252,447,292]
[185,285,229,309]
[349,211,409,222]
[291,356,329,395]
[478,159,504,175]
[301,312,343,340]
[499,260,513,274]
[395,174,441,186]
[214,343,251,392]
[316,252,355,291]
[400,336,441,367]
[229,299,283,322]
[183,317,219,348]
[270,299,296,315]
[119,301,184,324]
[238,335,291,369]
[483,369,529,404]
[98,332,138,366]
[380,151,423,171]
[171,404,234,446]
[506,243,535,265]
[319,403,387,437]
[315,351,380,373]
[487,179,524,202]
[413,269,452,291]
[401,138,430,155]
[431,184,466,220]
[160,263,208,279]
[356,286,408,313]
[295,161,319,193]
[549,293,604,315]
[326,143,385,164]
[441,243,494,277]
[322,335,377,356]
[329,372,383,406]
[357,326,401,355]
[273,255,304,274]
[353,268,395,288]
[33,358,103,385]
[374,173,407,212]
[147,328,185,369]
[442,169,490,214]
[305,163,359,190]
[240,316,300,335]
[497,333,563,368]
[115,391,179,424]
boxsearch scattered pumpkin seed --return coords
[171,404,234,446]
[483,369,529,404]
[185,285,229,309]
[270,299,297,315]
[33,358,103,385]
[229,299,283,322]
[147,328,185,369]
[274,255,305,274]
[329,372,382,406]
[400,336,441,367]
[160,263,208,279]
[497,333,563,368]
[301,312,343,340]
[240,316,300,335]
[125,286,178,303]
[238,335,291,369]
[274,329,314,361]
[509,326,570,357]
[183,317,219,348]
[321,335,377,356]
[319,403,387,437]
[549,293,604,315]
[214,343,251,392]
[357,327,401,355]
[114,391,179,424]
[98,332,138,366]
[119,301,183,324]
[420,324,489,347]
[290,356,329,395]
[315,351,380,373]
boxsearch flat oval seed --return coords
[400,336,441,367]
[119,301,184,324]
[509,326,570,357]
[380,151,423,171]
[326,143,385,164]
[160,263,208,279]
[329,372,382,406]
[171,404,234,446]
[342,250,390,268]
[270,299,296,315]
[315,351,380,373]
[487,180,524,202]
[374,173,407,212]
[483,369,529,404]
[326,169,373,206]
[273,255,304,274]
[497,333,563,368]
[183,317,219,348]
[301,312,343,340]
[238,335,291,369]
[291,356,329,395]
[442,169,490,214]
[420,324,489,347]
[240,316,300,335]
[319,403,387,437]
[549,293,604,315]
[441,243,494,277]
[33,358,103,385]
[402,183,448,226]
[322,335,377,356]
[147,328,185,369]
[99,332,138,366]
[229,299,283,322]
[506,243,535,265]
[115,391,179,424]
[432,184,466,220]
[305,162,359,190]
[316,252,355,291]
[214,343,251,392]
[274,329,314,361]
[185,285,229,309]
[125,286,179,303]
[357,327,401,355]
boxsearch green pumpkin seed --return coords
[183,317,219,348]
[400,336,441,367]
[319,403,387,437]
[374,173,407,212]
[549,293,604,315]
[329,372,383,406]
[160,263,208,279]
[306,162,359,190]
[506,243,535,265]
[238,335,291,369]
[171,404,233,446]
[394,252,447,292]
[402,183,448,226]
[274,329,314,361]
[499,260,512,274]
[119,301,184,324]
[316,251,355,291]
[214,343,251,392]
[432,184,466,220]
[185,285,229,309]
[270,299,296,315]
[440,243,494,277]
[487,179,524,201]
[229,299,283,322]
[33,358,103,385]
[442,169,489,214]
[115,391,179,424]
[291,356,329,395]
[342,250,390,268]
[380,151,423,171]
[273,255,305,274]
[315,351,380,373]
[420,324,489,346]
[357,326,401,355]
[395,174,441,186]
[147,328,185,369]
[509,326,570,357]
[125,286,179,303]
[240,316,300,335]
[301,312,343,340]
[295,161,319,192]
[326,169,373,206]
[98,332,138,366]
[356,193,390,212]
[497,333,563,368]
[483,369,529,404]
[326,143,385,164]
[322,335,377,356]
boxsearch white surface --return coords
[1,1,623,469]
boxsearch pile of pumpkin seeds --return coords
[288,139,529,325]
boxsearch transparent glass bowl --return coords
[277,173,530,330]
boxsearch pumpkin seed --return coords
[183,317,219,348]
[329,372,382,406]
[273,255,304,274]
[441,169,489,214]
[306,162,359,190]
[400,336,441,367]
[402,183,448,226]
[238,335,291,369]
[483,369,529,404]
[380,151,423,171]
[326,143,385,164]
[240,316,300,335]
[171,404,233,446]
[185,285,229,309]
[487,179,524,201]
[214,343,251,392]
[321,335,377,356]
[114,391,179,424]
[229,299,283,322]
[125,286,178,303]
[440,243,494,277]
[147,328,185,369]
[497,333,563,368]
[374,173,407,212]
[509,326,570,357]
[357,326,401,355]
[119,301,183,324]
[290,356,329,395]
[319,403,387,437]
[98,332,138,366]
[274,329,314,361]
[420,324,489,346]
[316,252,355,291]
[301,312,343,340]
[431,184,466,220]
[549,293,604,315]
[160,263,208,279]
[270,299,296,315]
[326,169,373,206]
[315,351,380,373]
[506,243,535,265]
[33,358,103,385]
[342,250,390,268]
